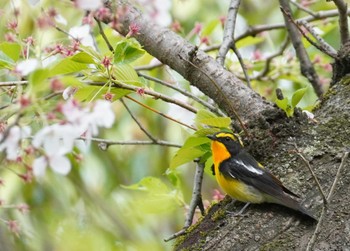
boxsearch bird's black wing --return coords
[219,150,299,198]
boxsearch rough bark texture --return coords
[105,1,278,128]
[332,41,350,85]
[174,78,350,250]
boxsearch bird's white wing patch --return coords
[234,159,264,175]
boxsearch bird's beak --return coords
[207,134,216,140]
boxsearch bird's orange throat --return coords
[211,141,231,165]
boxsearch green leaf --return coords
[0,50,15,68]
[202,19,220,36]
[71,52,96,64]
[170,147,205,169]
[29,69,50,95]
[194,128,221,137]
[122,176,169,192]
[114,39,145,64]
[0,42,21,61]
[60,76,85,87]
[275,97,288,111]
[114,64,141,86]
[291,87,307,108]
[121,177,180,214]
[195,109,231,128]
[236,36,265,49]
[182,136,210,149]
[110,88,133,100]
[74,85,102,102]
[204,156,214,176]
[49,57,89,77]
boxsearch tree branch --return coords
[217,0,241,66]
[103,1,276,127]
[204,9,348,53]
[89,80,198,114]
[80,137,182,149]
[252,38,290,80]
[138,72,226,116]
[332,0,350,45]
[280,1,323,97]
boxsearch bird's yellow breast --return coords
[214,167,265,203]
[211,140,265,203]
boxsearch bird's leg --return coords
[227,202,250,217]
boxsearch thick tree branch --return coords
[332,0,350,45]
[103,1,276,127]
[280,0,323,97]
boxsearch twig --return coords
[216,0,251,87]
[326,150,349,201]
[138,72,226,116]
[306,150,349,251]
[134,61,163,71]
[89,80,198,114]
[178,54,250,138]
[296,20,338,58]
[289,0,318,17]
[55,26,76,40]
[79,136,182,149]
[0,81,28,86]
[280,1,323,97]
[252,38,290,80]
[217,0,241,66]
[125,95,197,131]
[295,151,327,205]
[332,0,350,45]
[120,98,156,141]
[306,205,326,251]
[231,43,251,88]
[164,161,205,242]
[95,17,114,52]
[204,9,348,53]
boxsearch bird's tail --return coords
[270,194,317,221]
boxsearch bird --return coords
[207,131,317,220]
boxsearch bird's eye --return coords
[225,137,231,141]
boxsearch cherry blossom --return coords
[68,25,95,49]
[75,0,103,11]
[32,99,115,177]
[15,59,40,76]
[0,126,31,161]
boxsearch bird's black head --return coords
[207,132,242,156]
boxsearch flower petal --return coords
[33,156,48,177]
[49,155,71,175]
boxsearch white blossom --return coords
[32,99,115,177]
[75,0,103,11]
[0,126,31,160]
[16,59,40,76]
[69,25,95,48]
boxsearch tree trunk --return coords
[174,77,350,250]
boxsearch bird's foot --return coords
[227,202,250,217]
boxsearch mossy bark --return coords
[175,77,350,250]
